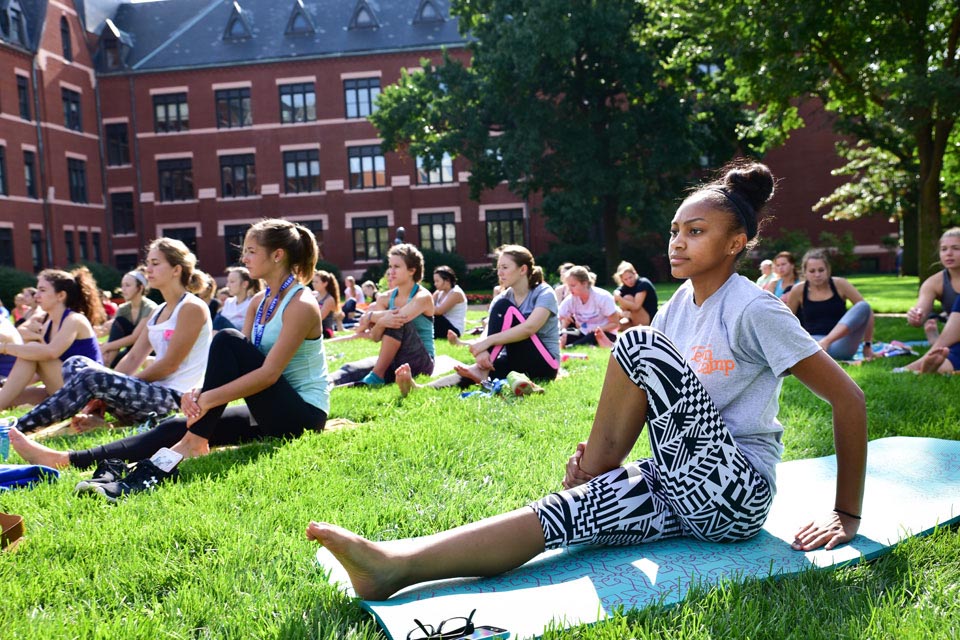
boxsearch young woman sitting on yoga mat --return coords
[329,244,435,387]
[11,219,328,500]
[307,161,867,600]
[395,244,559,396]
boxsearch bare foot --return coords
[454,363,485,385]
[170,432,211,460]
[71,413,108,433]
[394,363,418,398]
[306,521,407,600]
[447,329,463,347]
[9,428,70,468]
[593,328,614,348]
[920,347,949,374]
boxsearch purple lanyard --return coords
[253,274,295,347]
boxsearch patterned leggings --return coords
[16,356,181,433]
[531,327,773,547]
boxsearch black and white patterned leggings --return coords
[531,326,773,547]
[16,355,181,433]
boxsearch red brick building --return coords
[0,0,896,279]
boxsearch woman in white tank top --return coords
[9,237,212,434]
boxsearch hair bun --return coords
[723,163,775,213]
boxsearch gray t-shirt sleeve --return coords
[735,294,821,377]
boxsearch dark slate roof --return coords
[0,0,48,53]
[100,0,465,73]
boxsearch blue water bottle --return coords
[0,417,16,462]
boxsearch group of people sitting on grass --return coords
[1,162,955,600]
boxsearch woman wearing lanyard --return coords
[10,219,329,501]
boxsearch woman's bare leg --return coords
[0,358,41,410]
[307,507,545,600]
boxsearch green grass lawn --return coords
[1,277,957,639]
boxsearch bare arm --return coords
[789,350,867,550]
[907,273,941,327]
[101,317,148,353]
[434,289,466,316]
[471,306,552,355]
[3,315,88,361]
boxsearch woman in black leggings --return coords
[11,219,329,501]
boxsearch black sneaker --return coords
[74,459,130,491]
[76,459,178,502]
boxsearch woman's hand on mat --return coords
[791,511,859,551]
[563,442,595,489]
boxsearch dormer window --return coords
[99,20,127,70]
[223,2,252,41]
[5,1,26,46]
[349,0,379,29]
[285,0,314,35]
[414,0,444,23]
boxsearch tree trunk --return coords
[601,195,621,280]
[916,122,945,282]
[901,204,918,277]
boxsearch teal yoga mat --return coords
[316,437,960,639]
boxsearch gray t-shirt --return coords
[652,274,820,491]
[495,282,560,361]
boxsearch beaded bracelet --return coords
[834,508,861,520]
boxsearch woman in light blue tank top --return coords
[329,243,435,387]
[9,220,329,500]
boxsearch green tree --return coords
[370,0,746,274]
[680,0,960,279]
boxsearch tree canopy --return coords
[671,0,960,277]
[370,0,747,274]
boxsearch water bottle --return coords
[0,417,18,462]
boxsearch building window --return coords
[67,158,87,203]
[283,149,320,194]
[347,145,386,190]
[105,123,130,166]
[223,223,251,266]
[31,229,43,272]
[163,227,197,254]
[153,93,189,133]
[352,216,389,261]
[111,192,135,235]
[92,232,102,263]
[17,76,30,120]
[65,230,75,265]
[24,151,37,198]
[416,153,454,185]
[157,159,194,202]
[78,230,89,261]
[0,229,12,267]
[299,219,324,248]
[61,17,72,62]
[344,78,380,119]
[7,4,25,45]
[485,208,524,254]
[215,88,252,129]
[116,253,138,273]
[0,147,6,196]
[418,212,457,253]
[62,89,82,132]
[220,154,256,198]
[279,83,316,124]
